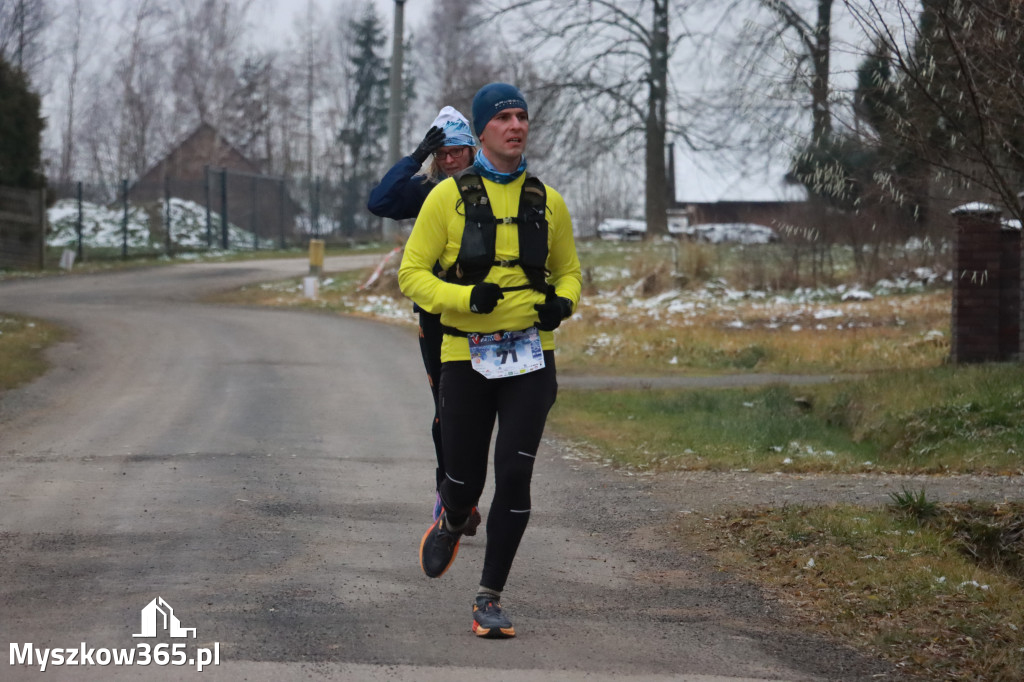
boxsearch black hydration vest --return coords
[449,169,551,296]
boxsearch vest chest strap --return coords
[451,170,549,292]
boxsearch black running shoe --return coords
[419,512,462,578]
[472,595,516,638]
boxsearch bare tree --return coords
[709,1,898,280]
[715,0,849,166]
[417,0,503,116]
[224,52,275,165]
[285,0,333,181]
[114,0,171,180]
[168,0,254,131]
[262,51,300,178]
[55,0,88,184]
[765,0,834,145]
[480,0,685,237]
[0,0,50,78]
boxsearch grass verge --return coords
[1,243,392,281]
[199,269,403,320]
[688,497,1024,680]
[0,315,68,392]
[549,363,1024,475]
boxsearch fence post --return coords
[164,175,173,257]
[251,175,258,250]
[220,168,228,250]
[204,164,212,249]
[76,181,83,261]
[36,188,46,269]
[278,179,286,250]
[122,178,129,260]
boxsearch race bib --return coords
[468,328,545,379]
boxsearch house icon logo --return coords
[133,597,197,638]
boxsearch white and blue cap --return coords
[430,106,475,147]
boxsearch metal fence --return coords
[297,174,385,240]
[48,169,304,261]
[0,186,46,270]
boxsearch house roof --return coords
[673,146,807,204]
[136,123,261,185]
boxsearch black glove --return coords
[534,297,573,331]
[411,126,445,164]
[469,283,504,314]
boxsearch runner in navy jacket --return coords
[367,107,478,529]
[367,154,436,220]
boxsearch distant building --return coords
[669,146,810,231]
[129,123,301,243]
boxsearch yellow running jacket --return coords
[398,173,582,363]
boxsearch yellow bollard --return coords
[308,239,325,276]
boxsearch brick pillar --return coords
[950,204,1004,363]
[1019,192,1024,362]
[1001,226,1021,360]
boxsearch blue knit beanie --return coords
[471,83,528,137]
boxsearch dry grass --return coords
[0,315,68,391]
[200,268,413,324]
[690,501,1024,680]
[557,289,950,374]
[564,238,953,374]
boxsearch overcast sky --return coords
[253,0,431,47]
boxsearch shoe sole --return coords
[472,620,516,638]
[418,517,459,578]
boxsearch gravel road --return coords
[3,257,1003,681]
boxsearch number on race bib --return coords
[469,328,544,379]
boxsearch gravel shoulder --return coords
[618,467,1024,515]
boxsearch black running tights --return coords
[438,350,557,592]
[416,309,444,489]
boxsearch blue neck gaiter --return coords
[473,150,527,185]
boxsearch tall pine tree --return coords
[226,54,274,165]
[0,54,46,190]
[852,39,928,225]
[855,0,1024,218]
[339,4,388,235]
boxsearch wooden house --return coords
[130,124,301,244]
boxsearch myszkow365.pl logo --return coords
[10,597,221,673]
